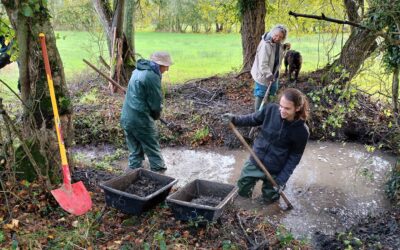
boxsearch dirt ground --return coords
[75,72,398,248]
[0,72,398,249]
[72,166,307,249]
[313,207,400,249]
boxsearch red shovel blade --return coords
[51,181,92,216]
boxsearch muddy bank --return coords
[68,73,399,249]
[314,208,400,249]
[71,73,399,154]
[71,141,396,241]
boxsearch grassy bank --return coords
[0,31,391,100]
[1,31,345,89]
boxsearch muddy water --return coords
[72,141,395,238]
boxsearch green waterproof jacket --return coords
[120,59,162,127]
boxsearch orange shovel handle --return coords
[39,33,72,190]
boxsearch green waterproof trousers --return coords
[121,110,166,172]
[237,161,279,202]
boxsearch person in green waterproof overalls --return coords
[223,88,310,204]
[120,51,173,173]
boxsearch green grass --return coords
[1,31,389,99]
[0,31,344,87]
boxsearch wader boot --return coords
[261,177,280,203]
[237,161,280,202]
[123,126,166,172]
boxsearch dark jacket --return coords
[233,103,309,185]
[0,36,11,69]
[120,59,163,127]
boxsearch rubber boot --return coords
[254,96,263,112]
[237,176,257,198]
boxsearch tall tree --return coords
[367,0,400,114]
[1,0,72,183]
[238,0,266,72]
[91,0,135,88]
[321,0,378,83]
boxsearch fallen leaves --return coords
[3,219,19,230]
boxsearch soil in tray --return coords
[191,195,223,207]
[124,176,165,197]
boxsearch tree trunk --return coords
[319,0,377,84]
[123,0,134,54]
[123,0,135,79]
[91,0,113,55]
[321,29,378,84]
[216,23,223,32]
[91,0,135,87]
[393,66,399,114]
[2,0,73,183]
[344,0,362,32]
[239,0,266,72]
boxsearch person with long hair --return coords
[223,88,310,203]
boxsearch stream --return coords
[71,140,396,239]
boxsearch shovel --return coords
[248,81,273,138]
[229,122,293,209]
[39,33,92,215]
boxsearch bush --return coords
[386,159,400,205]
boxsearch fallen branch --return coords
[82,59,126,93]
[209,88,222,102]
[83,59,180,133]
[183,75,219,85]
[236,213,256,246]
[98,56,111,70]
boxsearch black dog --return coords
[284,50,302,82]
[0,53,10,69]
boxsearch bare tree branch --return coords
[289,11,367,29]
[288,11,400,45]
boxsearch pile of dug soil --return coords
[72,167,117,191]
[124,176,165,197]
[191,195,222,207]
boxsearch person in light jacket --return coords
[251,24,290,111]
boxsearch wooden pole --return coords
[229,122,293,209]
[82,59,126,93]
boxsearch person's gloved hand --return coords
[273,184,285,194]
[221,113,235,125]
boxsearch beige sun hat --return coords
[150,51,173,66]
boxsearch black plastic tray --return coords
[99,168,177,215]
[166,179,238,221]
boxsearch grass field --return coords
[0,31,347,92]
[0,31,391,101]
